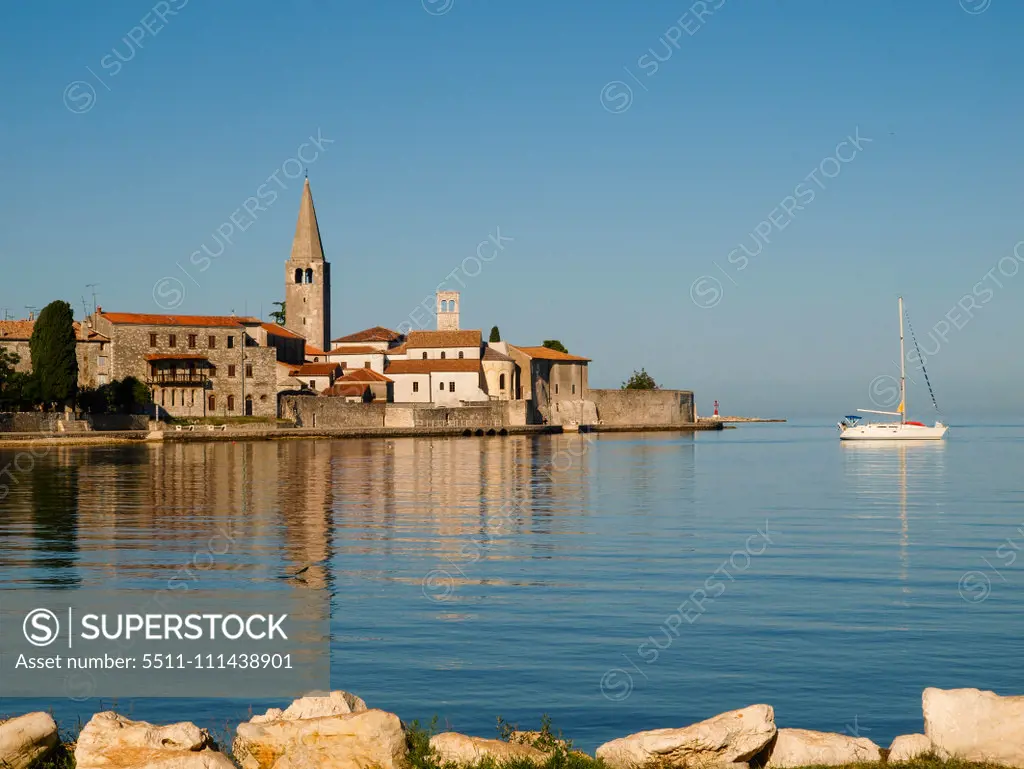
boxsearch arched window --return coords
[422,352,427,359]
[304,268,314,284]
[440,300,448,312]
[294,268,302,283]
[499,373,506,390]
[440,351,446,359]
[458,351,464,359]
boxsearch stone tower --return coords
[436,290,460,331]
[285,178,331,351]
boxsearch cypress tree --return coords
[30,300,78,409]
[489,326,501,343]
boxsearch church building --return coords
[284,178,331,353]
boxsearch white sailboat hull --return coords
[839,422,948,441]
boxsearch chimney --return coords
[28,311,34,321]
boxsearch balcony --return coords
[148,372,208,386]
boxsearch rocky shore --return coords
[2,687,1020,769]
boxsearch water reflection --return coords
[841,441,946,590]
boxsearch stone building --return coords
[508,345,590,421]
[89,310,279,418]
[481,342,518,401]
[284,178,331,352]
[0,317,110,389]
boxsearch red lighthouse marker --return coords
[713,400,719,417]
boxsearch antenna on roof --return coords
[86,284,99,317]
[81,296,90,319]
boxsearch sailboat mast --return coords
[898,295,906,424]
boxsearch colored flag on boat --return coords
[897,400,904,414]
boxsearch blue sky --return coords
[1,0,1021,418]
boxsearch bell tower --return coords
[284,178,331,351]
[437,290,460,331]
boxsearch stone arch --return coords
[304,268,314,284]
[294,268,302,283]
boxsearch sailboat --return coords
[838,297,948,441]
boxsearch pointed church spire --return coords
[290,178,325,263]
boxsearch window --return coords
[364,361,370,369]
[149,333,157,347]
[294,268,302,283]
[309,380,315,388]
[168,334,176,347]
[413,381,419,393]
[499,373,506,390]
[188,334,197,349]
[161,390,165,406]
[169,365,177,379]
[208,365,217,377]
[208,335,217,348]
[98,356,107,369]
[227,336,234,349]
[439,381,444,391]
[305,268,314,284]
[555,384,559,394]
[422,352,427,359]
[245,364,253,378]
[171,390,175,406]
[458,351,464,359]
[228,365,236,378]
[98,373,107,385]
[572,384,576,394]
[440,351,446,359]
[449,382,455,393]
[227,395,235,411]
[208,394,216,411]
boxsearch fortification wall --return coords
[588,389,696,426]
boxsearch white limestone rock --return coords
[0,712,59,769]
[431,733,550,766]
[888,734,933,762]
[233,707,406,769]
[74,711,234,769]
[595,704,776,769]
[924,686,1024,766]
[764,728,882,768]
[249,690,368,724]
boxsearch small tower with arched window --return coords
[436,290,460,331]
[284,178,331,351]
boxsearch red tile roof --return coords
[262,323,304,340]
[482,346,514,362]
[386,359,481,375]
[386,342,408,356]
[305,343,329,357]
[511,345,591,363]
[100,311,261,328]
[338,368,392,383]
[332,326,401,343]
[328,345,382,355]
[0,320,35,339]
[321,383,370,398]
[406,330,481,349]
[290,363,342,377]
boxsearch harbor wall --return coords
[588,389,696,426]
[280,397,529,430]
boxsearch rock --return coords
[764,728,882,767]
[233,707,406,769]
[430,733,549,766]
[74,711,234,769]
[888,734,932,762]
[0,713,59,769]
[595,704,776,769]
[250,691,368,724]
[924,686,1024,766]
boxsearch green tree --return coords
[30,301,78,409]
[79,376,152,414]
[0,348,27,409]
[622,368,658,390]
[542,340,568,354]
[269,301,286,325]
[489,326,501,343]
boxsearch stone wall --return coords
[280,397,529,429]
[87,414,150,431]
[588,389,696,426]
[281,397,386,428]
[0,413,60,432]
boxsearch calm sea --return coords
[1,424,1023,750]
